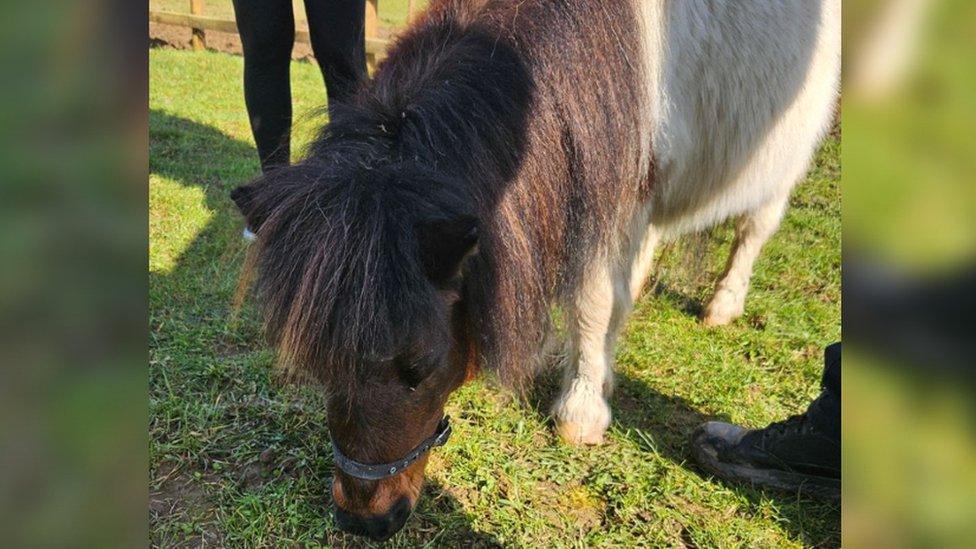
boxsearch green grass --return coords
[149,47,840,547]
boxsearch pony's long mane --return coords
[240,0,647,389]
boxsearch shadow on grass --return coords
[649,281,705,319]
[150,111,499,546]
[387,481,502,548]
[613,373,840,545]
[527,355,840,546]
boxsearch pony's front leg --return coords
[553,258,631,445]
[702,193,789,326]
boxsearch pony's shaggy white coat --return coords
[554,0,840,443]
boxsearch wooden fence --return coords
[148,0,413,70]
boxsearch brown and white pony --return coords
[232,0,839,540]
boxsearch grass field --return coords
[149,47,841,547]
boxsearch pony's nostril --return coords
[334,498,412,540]
[387,497,412,528]
[334,507,369,538]
[368,497,412,540]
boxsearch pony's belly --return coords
[649,121,829,239]
[635,0,840,239]
[650,103,832,239]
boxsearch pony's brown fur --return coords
[231,0,649,531]
[450,0,649,391]
[235,0,647,392]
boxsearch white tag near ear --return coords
[243,227,257,242]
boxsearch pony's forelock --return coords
[242,159,469,388]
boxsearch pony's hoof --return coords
[701,298,743,327]
[555,420,606,445]
[701,310,738,327]
[552,381,611,445]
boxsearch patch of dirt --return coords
[237,461,267,490]
[213,337,251,358]
[149,22,399,60]
[151,462,224,547]
[149,22,315,60]
[236,446,305,491]
[535,480,604,533]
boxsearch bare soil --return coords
[150,22,314,60]
[151,462,224,547]
[149,22,395,61]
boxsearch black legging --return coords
[232,0,366,171]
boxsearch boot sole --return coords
[692,437,840,501]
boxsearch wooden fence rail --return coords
[150,0,398,69]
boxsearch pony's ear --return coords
[415,214,479,284]
[230,184,265,231]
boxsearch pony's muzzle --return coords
[334,497,412,541]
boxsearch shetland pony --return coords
[232,0,839,539]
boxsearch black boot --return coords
[691,343,841,500]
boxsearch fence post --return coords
[365,0,378,71]
[190,0,205,51]
[190,0,207,51]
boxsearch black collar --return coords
[330,416,452,481]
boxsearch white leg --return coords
[702,194,789,326]
[629,224,661,302]
[553,256,631,445]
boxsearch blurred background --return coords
[843,0,976,546]
[0,0,972,546]
[0,0,147,546]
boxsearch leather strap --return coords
[330,416,452,481]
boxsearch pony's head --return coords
[232,158,478,540]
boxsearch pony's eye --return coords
[395,356,434,389]
[397,367,425,389]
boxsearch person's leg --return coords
[845,256,976,371]
[303,0,367,107]
[692,343,841,499]
[231,0,295,171]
